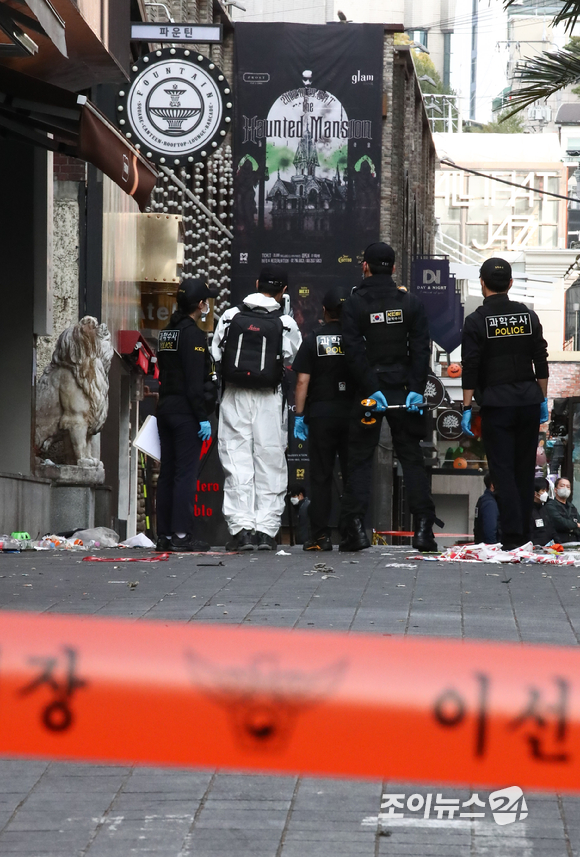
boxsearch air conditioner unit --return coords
[527,106,552,121]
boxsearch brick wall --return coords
[380,40,437,287]
[548,361,580,407]
[53,154,85,183]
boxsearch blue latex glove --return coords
[370,391,388,412]
[198,420,212,441]
[294,415,308,441]
[405,391,425,413]
[461,409,474,437]
[540,397,549,424]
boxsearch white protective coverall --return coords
[211,293,302,537]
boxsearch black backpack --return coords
[221,305,284,389]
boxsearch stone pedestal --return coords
[50,484,96,533]
[37,462,105,485]
[36,464,112,534]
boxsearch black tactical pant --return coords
[156,412,202,537]
[340,404,435,529]
[308,415,350,538]
[481,403,540,547]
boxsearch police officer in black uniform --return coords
[461,258,549,550]
[292,286,354,551]
[339,243,439,553]
[155,278,218,552]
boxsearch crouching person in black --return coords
[543,476,580,544]
[474,473,500,544]
[531,476,556,546]
[155,278,218,552]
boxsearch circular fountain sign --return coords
[118,48,232,164]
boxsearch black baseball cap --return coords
[258,266,288,292]
[177,278,218,310]
[363,242,396,270]
[479,257,512,290]
[323,286,350,312]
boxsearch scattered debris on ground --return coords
[303,561,336,579]
[410,542,580,566]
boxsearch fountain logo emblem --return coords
[122,52,231,163]
[147,80,204,137]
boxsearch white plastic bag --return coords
[120,533,155,548]
[73,527,119,548]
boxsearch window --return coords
[410,29,428,48]
[443,33,451,89]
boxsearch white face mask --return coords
[557,487,571,500]
[200,301,209,317]
[539,491,548,503]
[290,496,300,506]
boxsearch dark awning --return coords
[555,103,580,125]
[22,0,67,55]
[0,0,67,57]
[0,64,158,210]
[0,0,126,89]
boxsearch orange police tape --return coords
[0,610,577,791]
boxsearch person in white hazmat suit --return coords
[211,267,302,550]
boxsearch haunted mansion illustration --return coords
[235,68,379,240]
[266,127,347,234]
[232,22,384,331]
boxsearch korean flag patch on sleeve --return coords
[370,312,385,324]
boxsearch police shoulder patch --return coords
[316,334,344,356]
[158,330,180,351]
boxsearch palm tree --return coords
[503,0,580,113]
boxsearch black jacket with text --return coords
[461,292,548,407]
[341,274,431,399]
[292,320,356,418]
[156,314,210,423]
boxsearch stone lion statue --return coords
[35,316,114,467]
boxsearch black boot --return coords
[225,529,256,552]
[339,518,370,552]
[155,535,171,552]
[169,535,211,552]
[256,531,277,551]
[303,533,333,551]
[412,516,438,553]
